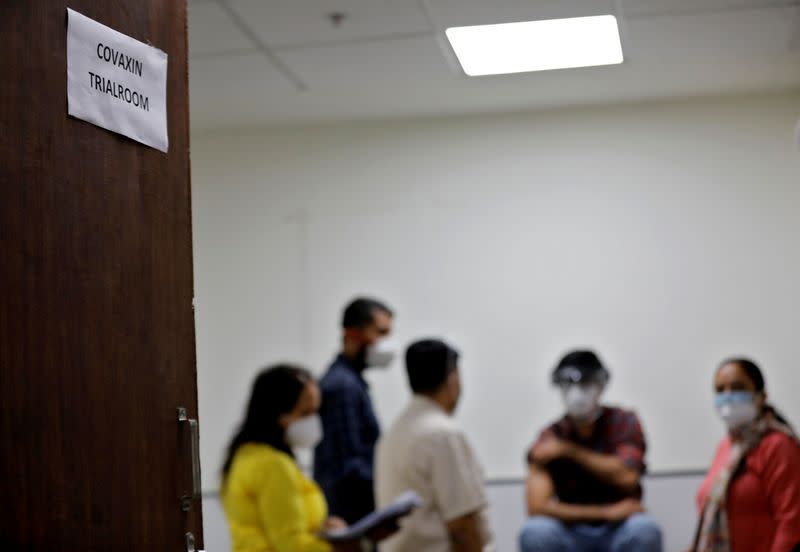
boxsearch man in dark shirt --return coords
[519,350,663,552]
[314,297,395,524]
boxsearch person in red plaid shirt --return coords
[518,350,662,552]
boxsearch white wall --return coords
[192,93,800,492]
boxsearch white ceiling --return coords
[188,0,800,130]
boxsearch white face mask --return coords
[366,338,397,368]
[562,384,603,422]
[285,414,323,449]
[715,391,758,431]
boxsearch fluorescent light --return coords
[445,15,624,76]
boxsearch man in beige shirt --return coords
[375,339,494,552]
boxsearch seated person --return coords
[693,358,800,552]
[221,364,390,552]
[375,339,494,552]
[519,350,662,552]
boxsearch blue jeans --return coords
[519,514,663,552]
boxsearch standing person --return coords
[314,297,396,524]
[221,365,380,552]
[375,339,494,552]
[692,358,800,552]
[519,350,662,552]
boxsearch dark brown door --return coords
[0,1,202,550]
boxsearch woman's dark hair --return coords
[221,364,312,477]
[718,358,792,427]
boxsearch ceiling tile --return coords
[425,0,617,28]
[227,0,432,47]
[189,1,254,57]
[277,34,456,90]
[188,0,800,129]
[190,53,298,127]
[621,0,799,18]
[625,6,799,60]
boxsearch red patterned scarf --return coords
[692,411,799,552]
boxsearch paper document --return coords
[322,491,422,542]
[67,8,169,152]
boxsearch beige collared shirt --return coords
[375,396,494,552]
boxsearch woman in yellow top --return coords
[221,365,363,552]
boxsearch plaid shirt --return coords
[527,406,647,505]
[313,356,381,514]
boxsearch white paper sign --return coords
[67,8,169,152]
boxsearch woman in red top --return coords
[693,358,800,552]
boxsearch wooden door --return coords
[0,1,202,550]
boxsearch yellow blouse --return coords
[222,443,332,552]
